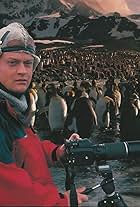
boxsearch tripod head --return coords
[95,161,128,207]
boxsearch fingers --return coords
[76,186,86,193]
[77,187,88,204]
[56,145,65,159]
[78,194,88,204]
[69,133,81,141]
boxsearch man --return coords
[0,22,88,206]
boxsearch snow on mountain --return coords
[128,19,140,30]
[58,0,73,9]
[128,16,140,29]
[128,14,140,20]
[28,15,74,38]
[38,12,61,19]
[110,25,135,39]
[35,39,74,44]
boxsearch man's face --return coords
[0,52,34,93]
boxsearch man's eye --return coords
[24,61,34,67]
[8,60,18,65]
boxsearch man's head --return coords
[0,22,40,93]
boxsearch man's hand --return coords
[56,133,81,160]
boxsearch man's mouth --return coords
[15,80,27,84]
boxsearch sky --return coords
[127,0,140,14]
[76,0,140,16]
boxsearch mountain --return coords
[0,0,100,27]
[27,12,140,44]
[57,13,140,41]
[128,14,140,20]
[68,1,100,17]
[0,0,140,50]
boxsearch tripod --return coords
[65,160,128,207]
[95,161,128,207]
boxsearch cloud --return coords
[126,0,140,14]
[67,0,139,15]
[85,0,132,15]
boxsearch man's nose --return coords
[17,62,27,73]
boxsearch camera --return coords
[65,138,140,166]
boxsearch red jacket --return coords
[0,128,68,206]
